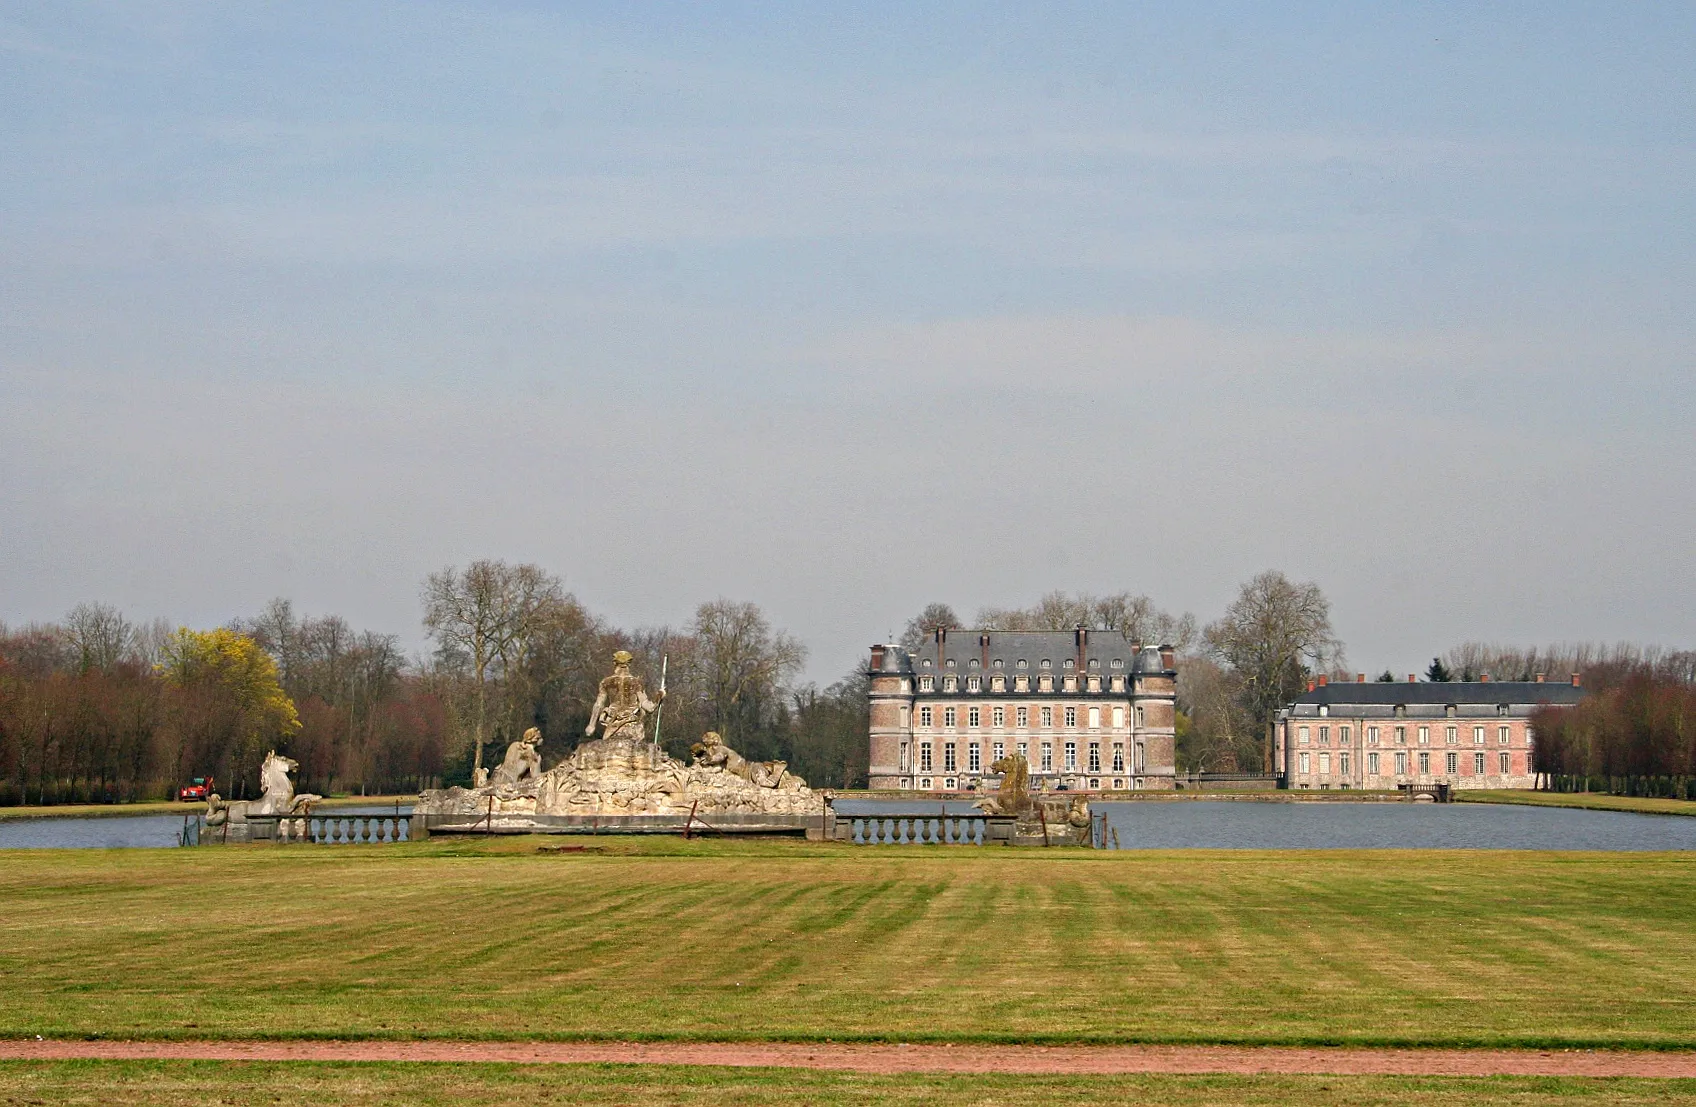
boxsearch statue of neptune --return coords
[584,650,665,744]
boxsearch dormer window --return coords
[1497,703,1510,716]
[1394,704,1407,718]
[1041,659,1052,670]
[992,659,1003,669]
[1088,659,1100,670]
[990,675,1006,692]
[919,676,934,691]
[1063,659,1075,670]
[922,659,932,669]
[943,676,957,692]
[1111,658,1125,669]
[946,659,956,669]
[968,658,980,669]
[967,676,981,692]
[1445,705,1456,718]
[1017,659,1028,670]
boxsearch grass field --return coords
[1459,791,1696,818]
[0,1061,1692,1106]
[2,837,1694,1050]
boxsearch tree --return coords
[899,603,959,650]
[1203,571,1343,772]
[685,600,806,758]
[63,603,133,673]
[976,591,1196,649]
[422,561,566,776]
[1377,670,1397,682]
[159,627,300,794]
[1425,657,1453,683]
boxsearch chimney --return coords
[1571,673,1582,687]
[1357,673,1366,683]
[1306,678,1316,693]
[981,633,990,671]
[1160,645,1175,670]
[870,645,885,672]
[1481,673,1490,682]
[1317,674,1328,687]
[1535,673,1545,683]
[1076,626,1087,671]
[1408,674,1417,683]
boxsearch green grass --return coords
[1459,791,1696,818]
[2,838,1695,1048]
[1,1062,1692,1107]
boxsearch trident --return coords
[652,654,668,747]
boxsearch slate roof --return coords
[905,630,1170,674]
[1292,681,1586,708]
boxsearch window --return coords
[1063,658,1075,670]
[1419,751,1430,774]
[1016,741,1028,762]
[992,741,1004,761]
[1065,706,1077,727]
[1499,726,1511,745]
[900,742,910,771]
[968,658,979,669]
[1137,706,1145,727]
[967,675,981,692]
[1112,744,1125,771]
[922,659,932,669]
[1473,726,1485,746]
[1088,707,1101,728]
[1445,704,1456,718]
[1340,726,1351,747]
[1063,676,1078,692]
[1298,726,1311,746]
[968,706,980,728]
[1299,752,1311,773]
[1088,676,1101,692]
[943,707,957,727]
[1112,676,1125,691]
[1394,704,1407,717]
[921,777,932,789]
[1015,675,1029,692]
[969,743,981,772]
[992,706,1005,727]
[1368,752,1380,774]
[1112,658,1124,669]
[919,676,934,692]
[1319,752,1331,775]
[1017,659,1028,670]
[1340,751,1350,775]
[1446,751,1458,775]
[919,743,933,771]
[990,675,1005,692]
[1088,658,1100,670]
[1112,706,1126,728]
[946,659,956,669]
[1039,675,1054,692]
[1088,742,1101,772]
[1473,752,1485,775]
[993,659,1003,669]
[1041,743,1054,771]
[919,706,932,727]
[1446,726,1458,746]
[1016,706,1029,727]
[1499,751,1510,774]
[1418,726,1430,746]
[945,778,955,789]
[1396,751,1408,774]
[944,744,957,772]
[1395,726,1407,746]
[1041,659,1052,669]
[1064,742,1078,770]
[900,706,910,728]
[943,676,957,692]
[1367,726,1379,746]
[1037,705,1051,727]
[1135,742,1145,772]
[1319,725,1330,746]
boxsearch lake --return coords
[0,806,414,849]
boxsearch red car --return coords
[178,777,211,802]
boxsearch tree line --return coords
[0,564,867,805]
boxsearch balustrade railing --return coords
[835,809,1013,845]
[239,811,415,843]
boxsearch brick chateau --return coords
[866,629,1179,792]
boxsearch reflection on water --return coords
[0,805,415,849]
[1098,800,1696,851]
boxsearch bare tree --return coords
[422,561,566,776]
[63,603,133,673]
[975,591,1197,649]
[687,600,806,753]
[899,603,959,650]
[1204,571,1344,772]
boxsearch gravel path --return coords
[4,1040,1695,1077]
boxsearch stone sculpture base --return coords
[414,736,826,830]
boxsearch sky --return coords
[3,2,1693,683]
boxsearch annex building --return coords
[867,628,1178,792]
[1277,674,1586,791]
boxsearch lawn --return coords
[1459,791,1696,818]
[1,838,1694,1048]
[1,1061,1692,1107]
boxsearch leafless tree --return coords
[686,600,806,753]
[899,603,960,650]
[63,603,134,673]
[1204,571,1344,772]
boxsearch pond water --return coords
[0,805,414,849]
[837,798,1696,851]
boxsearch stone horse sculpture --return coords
[974,752,1031,816]
[488,727,544,787]
[205,750,320,826]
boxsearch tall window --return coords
[1016,706,1029,727]
[968,706,980,728]
[919,676,934,691]
[943,707,956,728]
[919,742,932,771]
[943,744,957,772]
[1088,706,1101,728]
[1299,726,1311,746]
[1039,675,1054,692]
[1112,744,1125,771]
[1418,726,1430,746]
[1088,742,1101,772]
[1396,751,1408,774]
[943,676,957,692]
[1368,726,1379,746]
[1041,743,1053,771]
[1016,741,1028,762]
[1041,706,1053,727]
[1498,726,1511,745]
[1113,706,1125,728]
[1064,742,1077,770]
[1446,726,1458,745]
[919,706,932,727]
[1340,726,1351,746]
[967,676,981,692]
[1299,752,1311,773]
[1395,726,1407,746]
[1064,706,1077,727]
[1340,751,1350,775]
[1368,752,1380,775]
[992,706,1005,727]
[1473,752,1485,775]
[1473,726,1485,745]
[1446,751,1458,775]
[900,706,910,728]
[900,742,910,771]
[969,743,981,772]
[992,741,1004,761]
[1319,752,1331,774]
[1419,751,1430,774]
[1499,751,1511,774]
[990,675,1005,692]
[1319,725,1330,746]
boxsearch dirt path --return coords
[4,1040,1695,1077]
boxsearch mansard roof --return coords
[905,630,1172,674]
[1292,680,1586,709]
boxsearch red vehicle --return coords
[178,777,212,803]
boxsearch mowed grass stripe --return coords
[0,839,1693,1046]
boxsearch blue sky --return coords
[3,2,1693,680]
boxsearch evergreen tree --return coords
[1424,657,1453,682]
[1376,670,1397,682]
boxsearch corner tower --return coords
[866,643,915,789]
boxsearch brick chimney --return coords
[1357,673,1366,683]
[870,645,885,671]
[1160,645,1175,670]
[1535,673,1545,683]
[1317,674,1328,687]
[1571,673,1582,687]
[1306,678,1316,693]
[1481,673,1490,682]
[1408,674,1417,683]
